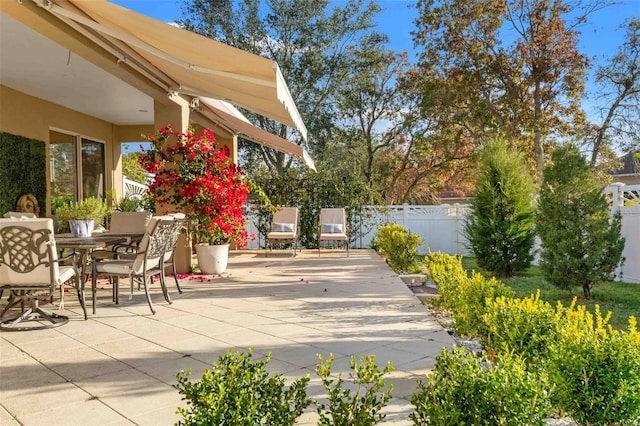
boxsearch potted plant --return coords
[54,197,110,237]
[139,125,250,274]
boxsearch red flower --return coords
[139,125,251,247]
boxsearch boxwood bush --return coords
[411,347,551,425]
[425,252,513,337]
[175,350,310,425]
[371,223,423,272]
[481,291,559,364]
[547,303,640,424]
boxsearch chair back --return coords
[108,211,152,234]
[319,208,347,234]
[3,212,37,219]
[0,218,58,287]
[132,218,176,274]
[271,207,299,233]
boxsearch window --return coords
[50,130,105,211]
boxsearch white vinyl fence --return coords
[244,204,471,255]
[245,183,638,283]
[607,183,640,284]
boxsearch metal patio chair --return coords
[0,218,85,331]
[91,217,177,314]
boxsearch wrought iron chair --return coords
[266,207,299,256]
[318,208,349,256]
[91,211,151,259]
[91,217,178,314]
[163,213,187,293]
[3,212,37,219]
[0,218,85,331]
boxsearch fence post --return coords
[610,182,625,213]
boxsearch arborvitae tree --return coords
[537,145,625,299]
[465,139,536,277]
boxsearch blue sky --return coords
[111,0,638,62]
[112,0,637,126]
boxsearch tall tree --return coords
[465,138,536,277]
[178,0,382,174]
[537,144,624,299]
[411,0,603,182]
[331,34,409,192]
[587,17,640,168]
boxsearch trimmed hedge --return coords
[422,252,640,424]
[0,132,46,216]
[411,347,551,425]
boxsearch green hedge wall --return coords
[0,132,47,216]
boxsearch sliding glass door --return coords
[50,130,105,211]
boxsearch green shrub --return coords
[315,354,394,426]
[424,253,513,336]
[537,144,625,299]
[424,252,469,312]
[54,197,110,231]
[481,291,558,364]
[453,271,514,337]
[410,347,552,425]
[465,138,536,277]
[174,350,310,425]
[371,223,423,272]
[547,303,640,424]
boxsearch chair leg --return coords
[172,260,182,294]
[0,296,69,331]
[159,272,172,304]
[75,276,88,320]
[140,277,156,315]
[91,265,98,314]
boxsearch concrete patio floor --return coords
[0,249,454,425]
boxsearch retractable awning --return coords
[201,98,316,171]
[29,0,308,140]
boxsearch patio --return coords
[0,249,454,425]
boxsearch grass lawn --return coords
[461,257,640,331]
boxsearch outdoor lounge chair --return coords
[266,207,300,256]
[0,217,85,331]
[318,208,349,256]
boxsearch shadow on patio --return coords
[0,249,454,425]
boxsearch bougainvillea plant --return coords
[139,125,250,247]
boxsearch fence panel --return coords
[244,184,639,284]
[609,183,640,283]
[356,205,470,255]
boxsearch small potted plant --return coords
[140,125,250,274]
[54,197,110,237]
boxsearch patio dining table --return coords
[55,232,144,315]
